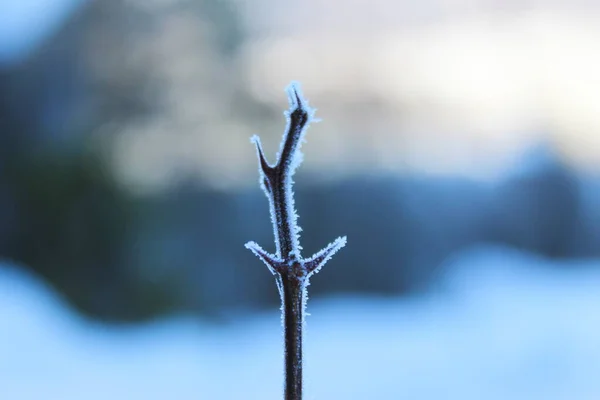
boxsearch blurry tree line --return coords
[1,0,599,323]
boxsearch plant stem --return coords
[245,82,347,400]
[282,272,305,400]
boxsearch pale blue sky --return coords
[0,0,86,66]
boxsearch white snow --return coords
[1,245,599,399]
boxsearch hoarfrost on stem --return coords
[244,81,346,400]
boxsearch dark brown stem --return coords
[245,82,347,400]
[272,169,295,259]
[282,271,306,400]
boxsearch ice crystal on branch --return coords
[244,82,346,400]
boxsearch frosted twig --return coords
[245,82,347,400]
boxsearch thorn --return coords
[305,236,347,276]
[245,241,283,275]
[285,82,314,123]
[250,135,274,175]
[286,81,303,110]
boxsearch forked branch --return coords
[245,82,346,400]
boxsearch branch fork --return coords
[245,82,346,400]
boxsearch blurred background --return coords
[1,0,600,398]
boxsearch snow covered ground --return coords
[1,245,599,399]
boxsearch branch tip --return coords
[305,236,347,276]
[286,81,304,110]
[245,241,283,275]
[250,134,273,174]
[285,81,317,121]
